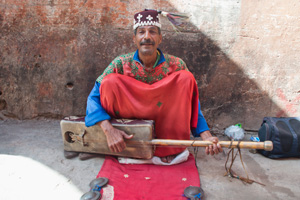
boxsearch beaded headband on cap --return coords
[133,9,189,31]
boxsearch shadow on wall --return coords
[0,0,287,131]
[161,31,278,131]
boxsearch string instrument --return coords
[61,118,273,159]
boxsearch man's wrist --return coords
[200,130,212,140]
[97,120,112,135]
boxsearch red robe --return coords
[99,51,199,157]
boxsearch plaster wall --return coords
[0,0,299,131]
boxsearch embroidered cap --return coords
[133,9,161,30]
[133,9,189,31]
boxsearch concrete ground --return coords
[0,119,299,200]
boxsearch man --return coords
[85,9,222,163]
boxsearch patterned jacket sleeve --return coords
[96,57,123,84]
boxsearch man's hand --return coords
[98,120,133,153]
[200,130,223,156]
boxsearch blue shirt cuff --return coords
[191,100,210,137]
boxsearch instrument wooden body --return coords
[61,118,273,159]
[61,118,155,159]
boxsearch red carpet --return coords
[97,154,200,200]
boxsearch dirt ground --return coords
[0,119,299,200]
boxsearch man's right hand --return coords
[98,120,133,153]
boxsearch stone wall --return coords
[0,0,299,131]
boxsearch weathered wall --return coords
[0,0,299,131]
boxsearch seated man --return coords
[85,9,222,163]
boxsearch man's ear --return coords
[158,34,162,45]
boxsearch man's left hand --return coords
[200,130,223,156]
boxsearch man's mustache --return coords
[140,39,155,45]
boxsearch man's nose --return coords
[144,30,150,39]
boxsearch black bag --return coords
[258,117,300,158]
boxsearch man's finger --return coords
[123,133,133,139]
[209,145,214,155]
[205,147,209,155]
[109,144,117,153]
[213,144,218,154]
[115,144,123,153]
[116,139,126,152]
[217,143,223,152]
[120,140,126,150]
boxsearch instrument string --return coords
[224,140,265,186]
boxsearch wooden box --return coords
[61,117,155,159]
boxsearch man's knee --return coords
[101,74,121,86]
[174,70,196,85]
[100,74,121,99]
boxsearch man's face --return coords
[133,26,162,56]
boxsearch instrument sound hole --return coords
[65,131,75,143]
